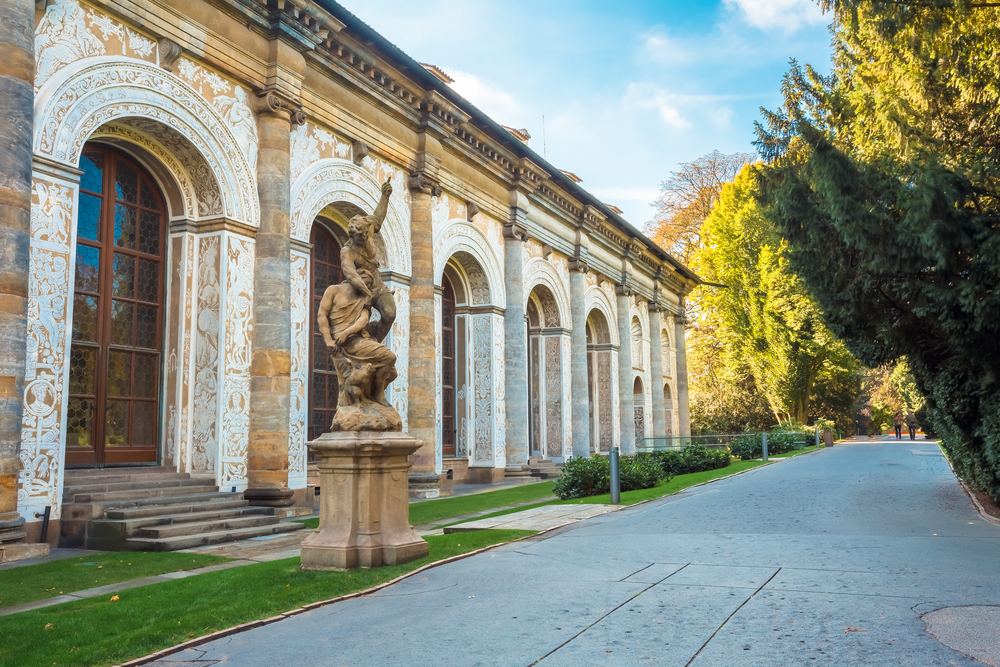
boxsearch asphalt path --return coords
[169,439,1000,666]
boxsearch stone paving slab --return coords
[442,503,617,533]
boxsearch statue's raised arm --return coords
[371,179,392,233]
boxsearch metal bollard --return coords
[762,433,768,461]
[610,446,621,504]
[815,427,820,448]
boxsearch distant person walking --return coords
[905,411,918,441]
[894,411,903,440]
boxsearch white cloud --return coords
[623,83,691,129]
[446,69,526,127]
[724,0,827,33]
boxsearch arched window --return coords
[308,223,342,441]
[67,146,167,467]
[633,376,645,442]
[441,275,456,457]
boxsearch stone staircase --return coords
[60,467,304,551]
[528,457,562,479]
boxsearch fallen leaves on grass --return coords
[110,595,119,601]
[844,627,865,633]
[44,623,53,630]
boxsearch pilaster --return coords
[246,93,295,507]
[615,284,636,454]
[674,307,691,437]
[503,192,530,476]
[648,300,667,442]
[0,0,35,553]
[569,256,590,459]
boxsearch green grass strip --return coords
[767,445,822,459]
[295,480,556,530]
[438,460,774,526]
[0,530,533,667]
[0,551,231,610]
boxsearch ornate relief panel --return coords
[434,293,443,473]
[561,335,572,460]
[289,123,350,185]
[597,352,613,453]
[35,0,157,92]
[492,312,506,466]
[288,251,309,489]
[544,336,562,459]
[471,315,492,465]
[34,60,258,227]
[386,282,409,431]
[190,234,221,474]
[218,234,254,489]
[18,165,78,520]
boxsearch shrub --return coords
[729,433,763,460]
[728,426,813,460]
[553,453,667,500]
[651,445,731,476]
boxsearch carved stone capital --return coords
[407,172,439,195]
[158,38,183,72]
[252,92,300,123]
[569,257,589,274]
[615,283,633,298]
[503,223,528,243]
[352,140,369,166]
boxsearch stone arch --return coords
[586,307,612,345]
[434,219,505,309]
[585,286,619,346]
[34,58,258,226]
[290,159,409,275]
[661,321,673,377]
[523,258,569,327]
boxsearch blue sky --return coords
[342,0,835,230]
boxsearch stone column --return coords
[674,309,691,437]
[246,95,294,508]
[406,178,440,495]
[0,0,33,551]
[569,261,590,459]
[615,287,635,454]
[503,209,530,476]
[648,305,666,443]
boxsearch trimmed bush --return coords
[729,426,812,460]
[650,445,731,476]
[553,453,667,500]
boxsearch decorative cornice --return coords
[466,201,479,222]
[352,140,369,165]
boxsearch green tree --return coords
[755,3,1000,496]
[691,164,860,431]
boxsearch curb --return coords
[935,443,1000,528]
[118,527,559,666]
[119,453,818,666]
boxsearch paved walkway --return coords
[158,438,1000,666]
[444,504,616,533]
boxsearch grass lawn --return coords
[767,445,822,459]
[434,459,776,526]
[295,480,556,530]
[0,529,533,667]
[0,551,231,610]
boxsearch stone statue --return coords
[316,179,401,432]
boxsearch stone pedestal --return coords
[301,432,429,570]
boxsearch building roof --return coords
[313,0,699,286]
[419,63,455,85]
[501,126,532,144]
[559,170,582,183]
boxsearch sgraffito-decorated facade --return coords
[0,0,697,545]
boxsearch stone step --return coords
[63,478,213,498]
[528,458,562,479]
[69,483,219,504]
[63,468,187,481]
[135,513,282,539]
[122,521,305,552]
[105,498,251,521]
[98,506,271,535]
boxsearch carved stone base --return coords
[0,543,50,563]
[331,403,402,433]
[0,511,27,545]
[408,472,453,499]
[504,465,532,478]
[301,432,428,570]
[244,486,295,508]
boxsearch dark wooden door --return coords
[309,223,342,441]
[441,276,456,457]
[66,147,166,467]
